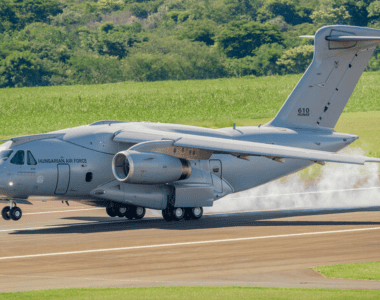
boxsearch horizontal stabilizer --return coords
[326,36,380,41]
[301,35,380,42]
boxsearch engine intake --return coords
[112,150,191,184]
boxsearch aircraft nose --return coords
[0,161,12,198]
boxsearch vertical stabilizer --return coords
[268,25,380,129]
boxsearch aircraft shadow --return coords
[9,206,380,235]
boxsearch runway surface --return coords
[0,201,380,292]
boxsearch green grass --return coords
[314,261,380,281]
[0,75,296,137]
[2,71,380,138]
[1,287,380,299]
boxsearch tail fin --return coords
[268,25,380,129]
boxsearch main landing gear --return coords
[2,202,22,221]
[106,205,146,220]
[162,207,203,221]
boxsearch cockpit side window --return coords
[27,151,37,165]
[10,150,25,165]
[0,150,13,161]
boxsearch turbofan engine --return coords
[112,150,191,184]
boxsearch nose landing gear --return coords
[2,202,22,221]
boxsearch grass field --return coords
[2,71,380,138]
[314,261,380,281]
[1,287,380,300]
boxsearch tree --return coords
[252,43,284,76]
[0,51,49,87]
[97,0,124,12]
[0,1,19,33]
[311,6,351,25]
[259,0,311,25]
[67,52,124,85]
[367,0,380,23]
[216,21,283,58]
[276,44,313,74]
[13,0,63,28]
[100,21,115,33]
[178,20,217,46]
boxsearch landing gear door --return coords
[209,159,222,193]
[55,164,70,195]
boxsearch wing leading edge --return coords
[114,130,380,165]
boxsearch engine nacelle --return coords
[112,150,191,184]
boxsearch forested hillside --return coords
[1,0,380,88]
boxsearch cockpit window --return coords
[10,150,25,165]
[0,150,13,161]
[27,151,37,165]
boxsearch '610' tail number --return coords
[298,108,310,116]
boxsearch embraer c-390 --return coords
[2,25,380,222]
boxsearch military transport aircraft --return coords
[2,25,380,222]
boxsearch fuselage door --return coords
[209,159,222,193]
[55,164,70,195]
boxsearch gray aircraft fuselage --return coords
[0,121,357,207]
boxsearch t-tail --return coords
[267,25,380,129]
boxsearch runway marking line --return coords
[1,226,380,261]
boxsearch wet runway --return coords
[0,201,380,292]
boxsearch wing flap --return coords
[173,135,376,165]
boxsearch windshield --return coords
[10,150,24,165]
[0,150,13,160]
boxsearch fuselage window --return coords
[27,151,37,165]
[85,172,93,182]
[0,150,13,161]
[10,150,25,165]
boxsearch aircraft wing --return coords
[113,130,380,165]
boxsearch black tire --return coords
[124,206,135,220]
[134,206,146,220]
[10,207,22,221]
[106,207,117,217]
[1,206,10,221]
[117,207,126,218]
[184,208,192,220]
[172,207,185,221]
[191,207,203,220]
[162,208,173,221]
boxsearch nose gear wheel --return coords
[1,206,11,221]
[10,207,22,221]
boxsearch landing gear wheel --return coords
[117,207,127,218]
[124,206,135,220]
[106,207,117,217]
[1,206,10,221]
[10,207,22,221]
[172,207,185,221]
[134,206,146,220]
[191,207,203,220]
[184,208,192,220]
[162,208,173,221]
